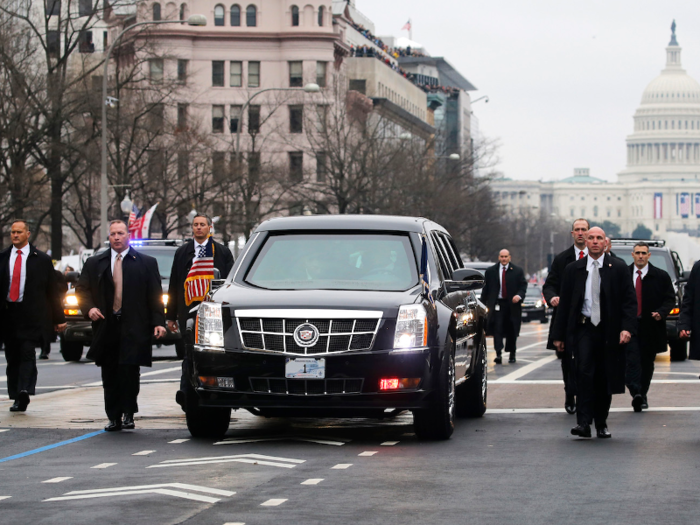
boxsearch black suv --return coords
[60,239,185,361]
[182,215,488,440]
[610,238,688,360]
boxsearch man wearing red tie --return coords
[625,242,675,411]
[481,249,528,364]
[0,220,66,411]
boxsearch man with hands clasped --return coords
[552,227,637,439]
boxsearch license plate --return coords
[521,313,528,318]
[285,358,325,379]
[74,332,84,337]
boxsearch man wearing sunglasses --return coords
[626,242,675,411]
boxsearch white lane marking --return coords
[0,429,9,433]
[91,463,117,469]
[331,464,352,469]
[358,451,377,456]
[43,483,235,504]
[169,439,190,444]
[380,441,399,446]
[133,450,156,456]
[0,496,12,501]
[489,406,700,414]
[223,523,245,525]
[141,379,180,384]
[148,453,305,470]
[512,341,548,352]
[493,379,700,385]
[42,477,73,483]
[82,366,182,387]
[0,376,6,382]
[215,435,349,446]
[261,499,287,506]
[301,479,324,485]
[493,354,558,382]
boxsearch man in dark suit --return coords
[76,220,166,431]
[543,218,589,414]
[625,242,675,411]
[553,227,637,439]
[481,249,527,364]
[166,214,233,409]
[679,261,700,360]
[0,220,66,411]
[39,269,69,360]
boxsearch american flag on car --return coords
[185,237,215,306]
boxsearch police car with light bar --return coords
[180,215,488,440]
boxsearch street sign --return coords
[44,483,235,504]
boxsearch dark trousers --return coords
[575,320,611,428]
[100,315,140,420]
[625,334,657,398]
[5,338,38,399]
[559,349,573,396]
[493,299,517,356]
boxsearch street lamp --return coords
[471,95,489,105]
[120,191,133,217]
[187,209,198,224]
[101,14,207,243]
[234,83,321,159]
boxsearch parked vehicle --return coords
[521,284,548,323]
[182,215,488,440]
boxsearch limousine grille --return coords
[237,317,380,355]
[249,378,364,395]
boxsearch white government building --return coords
[492,23,700,266]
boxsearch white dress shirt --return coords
[574,246,588,260]
[581,255,603,317]
[7,243,30,302]
[111,247,130,274]
[193,240,208,263]
[632,263,649,286]
[498,264,508,299]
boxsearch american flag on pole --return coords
[401,19,411,31]
[128,203,159,239]
[127,204,138,229]
[680,192,690,218]
[184,237,215,306]
[653,193,663,219]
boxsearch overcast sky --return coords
[356,0,700,183]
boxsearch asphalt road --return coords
[1,324,700,524]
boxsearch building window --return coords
[318,5,324,26]
[291,5,299,26]
[349,79,366,94]
[248,105,260,133]
[212,105,224,133]
[230,105,241,132]
[79,0,93,16]
[315,105,328,132]
[148,149,164,177]
[177,103,188,131]
[177,59,188,83]
[230,4,240,26]
[212,60,224,86]
[289,152,303,182]
[248,152,260,182]
[153,2,161,20]
[248,61,260,87]
[178,151,189,180]
[289,105,303,133]
[46,0,61,16]
[79,30,94,53]
[289,61,303,87]
[179,3,187,20]
[617,209,621,217]
[230,61,242,87]
[593,206,599,217]
[570,208,574,217]
[214,4,224,26]
[316,61,326,88]
[212,151,226,182]
[316,152,327,182]
[149,58,164,83]
[246,4,257,26]
[606,209,611,218]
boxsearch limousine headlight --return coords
[196,302,224,348]
[65,295,79,306]
[394,304,428,349]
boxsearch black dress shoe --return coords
[632,394,643,412]
[105,419,122,432]
[641,397,649,410]
[494,356,502,364]
[570,424,591,438]
[38,353,49,360]
[10,391,30,412]
[122,413,135,430]
[596,426,612,439]
[508,354,516,363]
[565,394,576,415]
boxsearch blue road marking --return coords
[0,430,105,464]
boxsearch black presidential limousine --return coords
[181,215,488,440]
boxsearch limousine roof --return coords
[255,215,447,234]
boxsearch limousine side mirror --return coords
[680,270,692,282]
[445,268,485,293]
[210,268,226,293]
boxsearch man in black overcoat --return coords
[625,241,675,411]
[553,227,637,439]
[543,218,589,414]
[679,260,700,360]
[0,220,66,411]
[76,220,166,431]
[481,249,527,364]
[166,214,233,408]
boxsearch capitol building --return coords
[492,24,700,252]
